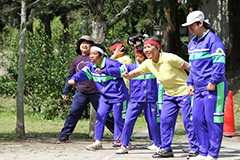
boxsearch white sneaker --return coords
[147,144,158,150]
[86,140,103,151]
[142,142,153,149]
[205,155,218,160]
[116,146,128,154]
[189,155,207,160]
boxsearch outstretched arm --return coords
[122,69,141,79]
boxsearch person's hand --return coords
[68,80,76,85]
[95,68,102,73]
[188,85,195,96]
[207,82,216,91]
[62,95,67,100]
[122,71,130,79]
[115,45,124,55]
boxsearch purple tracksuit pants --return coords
[121,102,161,147]
[94,100,126,141]
[161,94,199,152]
[192,81,227,158]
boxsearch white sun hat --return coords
[182,10,209,27]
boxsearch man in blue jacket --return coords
[68,44,128,150]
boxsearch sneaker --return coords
[205,155,217,160]
[147,144,158,150]
[116,146,128,154]
[112,140,122,147]
[128,143,132,150]
[187,150,199,159]
[142,142,153,149]
[189,155,207,160]
[152,148,174,158]
[182,147,191,153]
[56,136,69,144]
[86,141,103,151]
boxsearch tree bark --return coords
[61,14,69,43]
[145,0,155,36]
[44,19,52,39]
[228,0,240,69]
[163,0,181,57]
[88,103,96,138]
[16,0,26,139]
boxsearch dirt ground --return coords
[1,136,240,160]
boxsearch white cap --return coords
[182,11,209,27]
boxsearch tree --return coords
[162,0,181,55]
[87,0,137,44]
[228,0,240,69]
[16,0,26,139]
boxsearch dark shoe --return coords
[187,150,199,159]
[152,152,162,158]
[182,147,191,153]
[152,148,174,158]
[56,136,69,144]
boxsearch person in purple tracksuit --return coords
[127,34,162,150]
[68,44,128,150]
[57,36,114,143]
[96,44,161,154]
[182,11,228,160]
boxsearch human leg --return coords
[204,81,227,158]
[144,102,161,147]
[112,101,126,141]
[88,93,114,133]
[152,95,178,158]
[58,92,89,142]
[94,100,112,140]
[121,102,143,146]
[192,91,208,157]
[160,94,179,151]
[178,94,199,152]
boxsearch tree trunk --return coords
[83,16,90,35]
[88,103,96,138]
[163,0,181,57]
[16,0,26,139]
[44,19,52,39]
[145,0,155,36]
[228,0,240,69]
[61,14,69,43]
[92,19,106,45]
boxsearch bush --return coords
[0,21,77,119]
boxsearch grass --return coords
[1,81,240,144]
[0,96,151,142]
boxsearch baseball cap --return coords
[182,11,205,27]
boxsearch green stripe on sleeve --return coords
[92,76,117,83]
[212,56,225,63]
[132,74,156,80]
[82,68,93,80]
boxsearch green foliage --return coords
[0,18,78,119]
